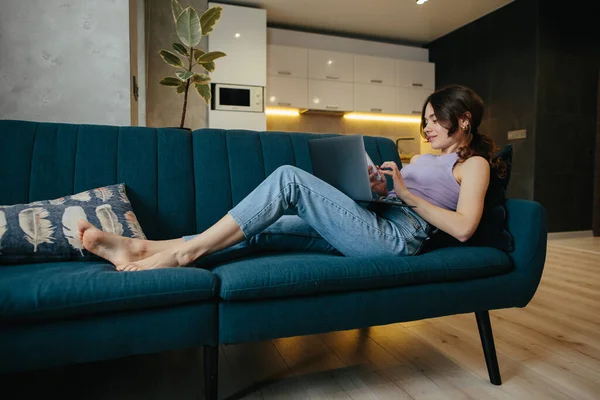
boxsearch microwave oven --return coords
[211,83,264,112]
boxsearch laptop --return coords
[308,135,415,208]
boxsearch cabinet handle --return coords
[370,108,382,113]
[411,110,421,114]
[325,76,339,80]
[277,71,292,75]
[411,83,423,87]
[370,79,382,84]
[278,102,292,106]
[325,105,339,109]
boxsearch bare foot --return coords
[121,245,197,271]
[78,220,147,270]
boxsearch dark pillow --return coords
[423,145,515,252]
[0,183,147,265]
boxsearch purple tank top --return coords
[395,153,461,211]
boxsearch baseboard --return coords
[547,230,594,240]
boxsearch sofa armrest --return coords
[505,199,548,307]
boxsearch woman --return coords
[78,84,500,271]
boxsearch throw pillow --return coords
[423,144,515,252]
[0,183,146,265]
[469,144,514,251]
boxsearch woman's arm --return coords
[379,157,490,242]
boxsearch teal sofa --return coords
[0,120,547,399]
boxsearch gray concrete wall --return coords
[0,0,131,125]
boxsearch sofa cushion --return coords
[0,183,146,265]
[0,261,217,321]
[212,246,513,301]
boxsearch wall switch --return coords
[508,129,527,140]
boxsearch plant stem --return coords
[180,46,195,129]
[180,80,191,129]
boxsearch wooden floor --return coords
[3,236,600,399]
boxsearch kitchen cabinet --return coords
[264,39,435,116]
[353,83,395,114]
[396,87,430,115]
[266,76,308,108]
[353,55,395,86]
[308,80,353,112]
[308,49,354,82]
[267,45,308,78]
[396,59,435,89]
[207,3,266,87]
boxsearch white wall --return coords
[268,28,429,61]
[0,0,131,125]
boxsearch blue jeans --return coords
[184,165,430,263]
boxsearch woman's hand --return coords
[378,161,408,198]
[368,165,388,197]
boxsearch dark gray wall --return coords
[427,0,538,201]
[427,0,599,233]
[533,2,598,232]
[595,71,600,236]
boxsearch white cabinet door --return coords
[353,84,395,114]
[267,45,308,78]
[397,87,430,115]
[353,55,395,86]
[396,59,435,89]
[308,49,354,82]
[207,3,266,87]
[209,110,266,131]
[308,80,353,111]
[266,76,308,108]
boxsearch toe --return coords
[124,264,138,272]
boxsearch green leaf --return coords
[200,60,215,72]
[197,51,226,63]
[171,42,189,57]
[159,50,184,68]
[194,49,206,63]
[192,73,211,84]
[176,82,187,94]
[176,7,202,48]
[200,6,223,36]
[160,77,183,87]
[176,70,195,81]
[195,83,212,104]
[171,0,184,22]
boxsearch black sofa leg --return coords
[475,311,502,385]
[204,345,219,400]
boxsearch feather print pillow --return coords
[0,183,146,265]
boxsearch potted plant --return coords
[159,0,226,129]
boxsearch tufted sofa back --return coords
[0,120,401,240]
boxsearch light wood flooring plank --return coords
[318,328,403,372]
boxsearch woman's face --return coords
[422,102,466,150]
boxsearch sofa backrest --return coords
[0,120,401,240]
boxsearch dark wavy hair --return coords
[420,84,506,176]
